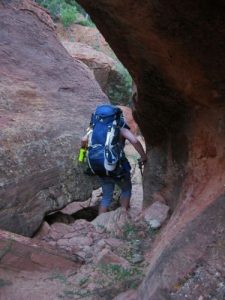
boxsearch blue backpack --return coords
[87,104,127,177]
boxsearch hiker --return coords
[81,104,147,214]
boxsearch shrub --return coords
[106,63,133,106]
[99,263,142,283]
[77,18,95,28]
[35,0,61,20]
[60,5,77,27]
[35,0,94,27]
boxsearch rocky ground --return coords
[28,139,169,300]
[34,211,154,300]
[28,139,225,300]
[1,143,224,299]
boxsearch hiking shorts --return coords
[99,171,132,208]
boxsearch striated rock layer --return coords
[78,0,225,299]
[0,229,82,300]
[0,0,106,236]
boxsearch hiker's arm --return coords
[120,128,147,163]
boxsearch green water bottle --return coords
[78,147,86,163]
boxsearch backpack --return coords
[87,104,126,177]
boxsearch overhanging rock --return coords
[77,0,225,298]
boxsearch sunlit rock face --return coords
[78,0,225,298]
[0,0,106,237]
[61,41,118,97]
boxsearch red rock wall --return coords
[0,0,106,236]
[77,0,225,298]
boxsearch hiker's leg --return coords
[117,173,132,210]
[99,177,115,214]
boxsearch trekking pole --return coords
[137,158,144,177]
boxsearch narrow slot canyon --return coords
[0,0,225,299]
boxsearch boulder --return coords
[0,229,81,271]
[96,248,130,269]
[92,207,130,235]
[0,0,107,236]
[61,187,102,214]
[61,41,117,93]
[57,23,114,58]
[0,229,82,300]
[143,201,170,229]
[61,41,132,105]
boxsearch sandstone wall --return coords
[0,0,107,236]
[77,0,225,298]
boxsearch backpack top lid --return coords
[91,104,130,129]
[95,104,121,118]
[90,104,123,126]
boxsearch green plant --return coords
[35,0,61,20]
[77,18,95,27]
[35,0,94,27]
[60,5,77,27]
[58,288,92,299]
[121,223,138,240]
[78,276,89,286]
[106,63,133,106]
[147,223,160,236]
[99,263,141,283]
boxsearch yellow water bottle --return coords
[78,147,86,163]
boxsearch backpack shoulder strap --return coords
[89,113,95,127]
